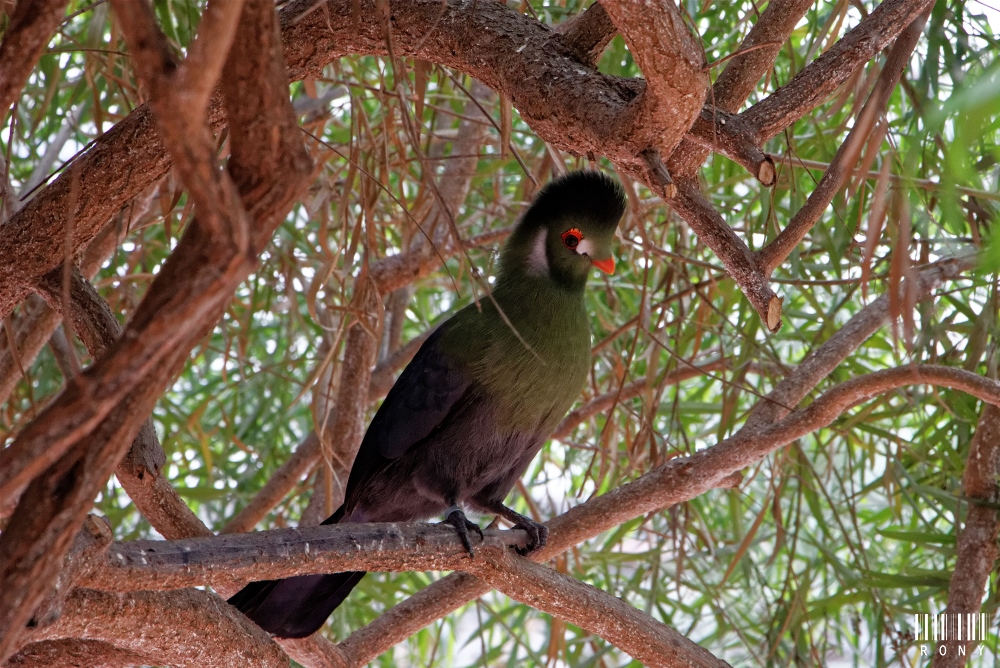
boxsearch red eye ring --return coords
[561,228,584,250]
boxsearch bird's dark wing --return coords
[367,322,472,459]
[340,322,473,505]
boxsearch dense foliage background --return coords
[2,0,1000,664]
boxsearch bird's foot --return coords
[443,506,483,557]
[511,518,548,557]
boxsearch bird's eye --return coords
[561,228,583,250]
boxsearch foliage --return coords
[2,0,1000,665]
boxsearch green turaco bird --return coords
[229,170,627,638]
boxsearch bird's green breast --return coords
[439,276,592,434]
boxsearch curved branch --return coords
[599,0,708,174]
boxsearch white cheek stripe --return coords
[576,238,595,257]
[527,227,549,275]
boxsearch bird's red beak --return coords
[591,255,615,275]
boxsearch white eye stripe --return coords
[526,227,549,275]
[576,238,594,256]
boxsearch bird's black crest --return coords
[522,170,627,231]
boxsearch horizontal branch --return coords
[77,522,727,666]
[79,524,528,591]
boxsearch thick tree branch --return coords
[757,10,929,273]
[0,0,72,123]
[77,522,728,666]
[6,638,156,668]
[0,0,311,657]
[934,404,1000,667]
[668,0,814,178]
[599,0,708,177]
[28,515,113,634]
[0,216,123,409]
[112,0,250,243]
[685,109,776,186]
[34,267,211,541]
[78,524,527,591]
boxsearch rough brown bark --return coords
[0,0,72,122]
[15,588,287,668]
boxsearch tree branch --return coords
[600,0,708,176]
[555,2,617,67]
[0,0,72,123]
[0,0,312,657]
[668,0,814,178]
[78,524,526,591]
[112,0,250,243]
[6,638,156,668]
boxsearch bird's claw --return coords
[512,519,548,556]
[443,507,483,557]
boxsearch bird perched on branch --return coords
[228,170,626,639]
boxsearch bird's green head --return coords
[500,171,627,291]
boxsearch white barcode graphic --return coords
[914,614,990,642]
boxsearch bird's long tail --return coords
[227,507,366,638]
